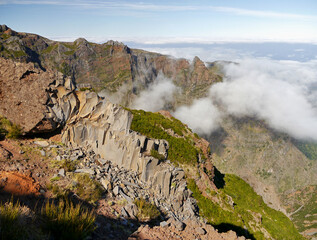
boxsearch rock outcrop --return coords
[61,90,197,220]
[0,57,76,133]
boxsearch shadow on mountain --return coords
[24,128,62,140]
[203,126,228,156]
[214,223,255,240]
[213,166,225,189]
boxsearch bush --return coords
[150,149,165,161]
[134,198,160,222]
[0,116,22,139]
[41,198,96,240]
[71,173,103,203]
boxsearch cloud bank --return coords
[132,58,317,141]
[211,59,317,140]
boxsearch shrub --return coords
[0,116,22,139]
[41,198,96,240]
[63,160,78,172]
[134,198,160,222]
[71,173,103,203]
[150,149,165,161]
[50,159,78,172]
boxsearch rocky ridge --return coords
[0,55,201,223]
[58,90,199,221]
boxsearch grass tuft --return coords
[41,198,96,240]
[0,198,27,240]
[150,149,166,161]
[71,173,103,203]
[134,198,160,222]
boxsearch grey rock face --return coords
[61,91,180,202]
[196,227,206,235]
[34,87,199,222]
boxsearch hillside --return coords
[206,117,317,238]
[0,25,315,239]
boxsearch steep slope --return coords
[207,116,317,238]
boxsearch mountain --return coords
[0,25,314,239]
[0,24,221,107]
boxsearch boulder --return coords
[195,227,206,235]
[34,140,50,147]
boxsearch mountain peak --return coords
[0,24,9,32]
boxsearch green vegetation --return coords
[283,185,317,236]
[41,199,96,240]
[71,173,103,203]
[62,42,78,50]
[51,159,78,172]
[130,109,199,165]
[1,33,11,40]
[64,50,76,56]
[50,176,61,182]
[0,199,27,240]
[187,174,304,240]
[150,149,166,161]
[294,140,317,160]
[46,183,66,198]
[59,62,72,76]
[79,87,91,91]
[224,174,302,240]
[12,50,26,58]
[0,116,22,139]
[134,198,160,222]
[42,44,57,54]
[255,168,272,179]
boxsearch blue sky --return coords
[0,0,317,43]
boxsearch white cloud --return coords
[131,73,178,112]
[174,98,221,135]
[210,59,317,140]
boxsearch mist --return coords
[131,73,178,112]
[132,57,317,141]
[174,98,221,135]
